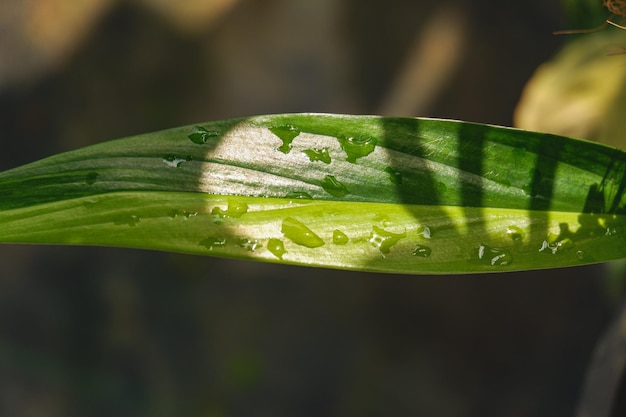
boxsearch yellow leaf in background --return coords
[135,0,239,34]
[515,30,626,148]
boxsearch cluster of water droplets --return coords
[265,123,397,200]
[476,244,513,266]
[179,122,622,269]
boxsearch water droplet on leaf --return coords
[200,236,227,250]
[268,238,286,259]
[114,215,140,227]
[269,124,300,153]
[163,154,192,167]
[477,244,513,266]
[337,135,377,163]
[302,147,331,164]
[188,126,219,144]
[369,226,405,255]
[539,238,574,254]
[238,238,262,252]
[332,229,349,245]
[416,226,431,239]
[413,245,432,257]
[506,226,524,241]
[168,209,197,219]
[576,250,595,262]
[285,191,313,200]
[321,175,349,197]
[281,217,325,248]
[211,200,249,223]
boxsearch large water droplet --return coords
[200,236,227,250]
[384,167,403,185]
[163,154,192,168]
[281,217,325,248]
[321,175,349,197]
[303,147,331,164]
[267,238,286,259]
[337,135,377,163]
[332,229,349,245]
[413,245,432,257]
[85,172,98,185]
[477,244,513,266]
[369,226,405,255]
[188,126,220,144]
[269,124,300,154]
[211,200,249,223]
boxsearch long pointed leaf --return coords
[1,114,624,274]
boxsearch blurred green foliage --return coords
[560,0,609,30]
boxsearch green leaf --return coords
[0,114,625,274]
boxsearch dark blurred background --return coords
[0,0,623,416]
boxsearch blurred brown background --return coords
[0,0,623,416]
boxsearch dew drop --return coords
[332,229,349,245]
[85,172,98,185]
[268,238,286,259]
[413,245,432,257]
[477,244,513,266]
[321,175,349,197]
[163,154,192,167]
[369,226,405,255]
[200,236,227,250]
[337,135,377,163]
[302,147,331,164]
[269,124,300,154]
[285,191,313,200]
[384,167,403,185]
[211,200,249,223]
[281,217,325,248]
[506,226,524,241]
[188,126,220,144]
[238,238,262,252]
